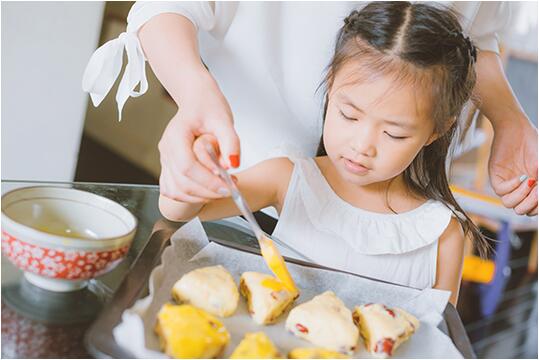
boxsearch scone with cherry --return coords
[230,332,281,359]
[239,271,297,325]
[285,291,358,354]
[172,265,239,317]
[155,303,230,359]
[353,303,419,358]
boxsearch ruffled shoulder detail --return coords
[294,158,454,255]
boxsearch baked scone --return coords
[352,303,420,358]
[230,332,281,359]
[285,291,358,354]
[154,303,230,359]
[239,271,297,325]
[288,348,350,359]
[172,265,239,317]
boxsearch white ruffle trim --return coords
[294,158,454,255]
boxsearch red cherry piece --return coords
[374,338,395,356]
[386,308,396,318]
[296,323,309,334]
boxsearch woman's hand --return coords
[137,13,241,202]
[473,51,538,216]
[158,70,240,203]
[489,116,538,216]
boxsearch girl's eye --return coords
[339,110,356,121]
[384,131,408,140]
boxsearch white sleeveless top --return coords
[273,158,456,290]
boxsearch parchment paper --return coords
[113,219,463,358]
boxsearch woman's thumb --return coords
[213,122,241,169]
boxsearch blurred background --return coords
[1,1,538,358]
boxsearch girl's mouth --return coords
[343,158,370,175]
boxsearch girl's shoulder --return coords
[254,157,296,212]
[256,156,295,174]
[440,216,465,243]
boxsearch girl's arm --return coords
[433,217,466,306]
[159,157,294,222]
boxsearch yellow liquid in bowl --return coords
[32,223,95,240]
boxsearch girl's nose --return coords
[351,126,377,158]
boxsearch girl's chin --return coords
[337,165,394,187]
[338,167,375,185]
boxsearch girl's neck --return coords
[314,156,427,214]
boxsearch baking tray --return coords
[84,220,476,358]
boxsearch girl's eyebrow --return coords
[338,93,417,130]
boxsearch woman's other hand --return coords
[489,115,538,216]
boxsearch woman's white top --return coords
[82,1,510,171]
[272,158,456,290]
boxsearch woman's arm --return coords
[137,12,241,202]
[138,13,207,105]
[159,157,294,222]
[433,217,466,306]
[474,51,528,130]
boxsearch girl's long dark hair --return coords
[317,2,490,257]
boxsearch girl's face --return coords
[323,63,438,187]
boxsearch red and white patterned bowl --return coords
[1,186,137,292]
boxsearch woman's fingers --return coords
[159,168,208,203]
[493,174,530,197]
[212,118,241,169]
[180,171,229,199]
[500,176,536,209]
[178,160,230,199]
[513,185,538,216]
[160,142,228,201]
[193,135,221,175]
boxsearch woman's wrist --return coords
[170,65,217,104]
[487,108,532,133]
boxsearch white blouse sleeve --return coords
[81,1,216,120]
[454,1,511,54]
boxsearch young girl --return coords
[159,2,488,306]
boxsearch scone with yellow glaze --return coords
[352,303,419,358]
[288,348,350,359]
[230,332,281,359]
[239,271,297,325]
[285,291,358,354]
[172,265,239,317]
[154,303,230,358]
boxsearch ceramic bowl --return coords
[1,186,137,292]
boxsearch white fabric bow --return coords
[82,32,148,121]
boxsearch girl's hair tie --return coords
[343,10,360,30]
[451,31,477,64]
[464,35,477,64]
